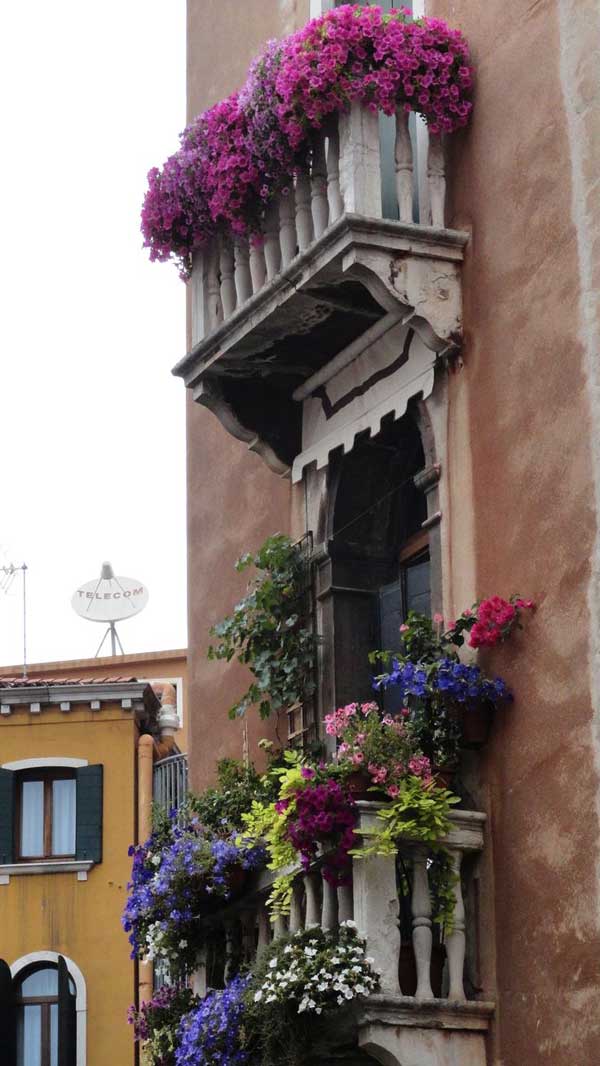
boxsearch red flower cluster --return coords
[468,596,535,649]
[286,779,357,886]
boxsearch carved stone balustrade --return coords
[190,804,493,1066]
[173,103,469,479]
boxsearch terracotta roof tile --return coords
[0,676,139,688]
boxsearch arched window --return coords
[323,411,432,713]
[0,954,84,1066]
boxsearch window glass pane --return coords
[50,1004,58,1066]
[406,557,431,616]
[20,966,58,998]
[17,1004,42,1066]
[20,781,44,857]
[52,778,76,855]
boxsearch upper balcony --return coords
[173,104,468,479]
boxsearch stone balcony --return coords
[173,104,468,480]
[192,803,493,1066]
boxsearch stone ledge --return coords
[0,860,95,885]
[357,994,495,1033]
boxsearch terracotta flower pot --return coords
[345,771,387,802]
[432,765,457,790]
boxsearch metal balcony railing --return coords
[153,752,188,814]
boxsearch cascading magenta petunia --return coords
[141,5,474,278]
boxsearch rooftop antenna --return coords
[71,562,149,657]
[0,561,28,678]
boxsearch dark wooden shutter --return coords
[75,764,103,863]
[0,769,16,865]
[57,956,76,1066]
[0,958,16,1064]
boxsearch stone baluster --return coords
[256,907,271,958]
[191,251,208,345]
[427,133,446,228]
[289,881,304,934]
[353,805,401,996]
[445,848,466,1001]
[223,920,236,983]
[338,101,382,217]
[321,874,338,932]
[264,202,281,280]
[311,135,329,239]
[411,847,434,1001]
[249,240,267,294]
[279,187,297,267]
[206,244,222,331]
[304,872,321,928]
[295,171,314,251]
[241,911,256,965]
[337,882,353,924]
[219,237,236,319]
[394,105,414,223]
[326,125,344,223]
[191,949,207,998]
[233,236,253,305]
[273,913,287,940]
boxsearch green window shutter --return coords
[57,956,77,1066]
[75,764,103,863]
[0,769,15,865]
[0,958,16,1064]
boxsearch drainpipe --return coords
[138,733,154,1006]
[152,682,180,748]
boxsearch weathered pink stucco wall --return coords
[186,0,308,788]
[430,0,600,1061]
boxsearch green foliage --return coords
[239,751,305,917]
[188,758,280,833]
[352,775,458,859]
[208,534,318,720]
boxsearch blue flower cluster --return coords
[122,811,266,967]
[176,976,249,1066]
[374,656,512,705]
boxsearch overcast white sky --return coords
[0,2,189,667]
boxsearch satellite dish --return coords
[71,562,149,655]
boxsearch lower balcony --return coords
[192,803,493,1066]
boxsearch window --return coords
[17,772,76,861]
[319,411,432,714]
[0,764,103,868]
[0,956,80,1066]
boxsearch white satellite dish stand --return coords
[71,562,149,656]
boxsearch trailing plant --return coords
[243,923,379,1066]
[240,751,356,916]
[176,975,250,1066]
[123,810,266,975]
[208,534,318,721]
[142,6,474,276]
[128,985,198,1066]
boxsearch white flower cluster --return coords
[252,920,379,1017]
[143,921,179,963]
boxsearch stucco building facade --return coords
[180,1,600,1063]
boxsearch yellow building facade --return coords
[0,677,169,1066]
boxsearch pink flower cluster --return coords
[468,596,535,649]
[325,700,378,737]
[141,6,473,277]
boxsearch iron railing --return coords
[153,752,188,813]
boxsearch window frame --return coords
[15,966,59,1066]
[16,769,76,863]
